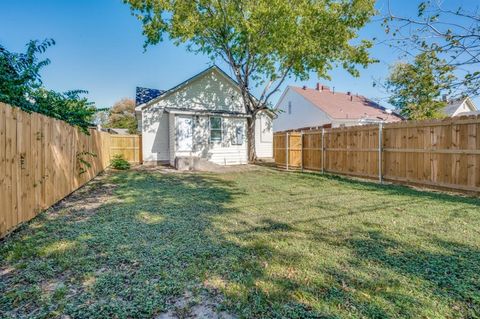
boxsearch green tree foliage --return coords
[0,39,53,109]
[0,40,97,132]
[124,0,376,160]
[384,1,480,98]
[32,89,97,131]
[104,98,138,134]
[385,51,456,120]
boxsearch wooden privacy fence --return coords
[110,134,142,163]
[0,103,143,238]
[274,115,480,193]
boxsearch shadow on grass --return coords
[346,229,480,315]
[293,170,480,206]
[0,169,479,318]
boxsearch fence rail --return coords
[274,115,480,193]
[0,103,143,238]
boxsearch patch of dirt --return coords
[0,266,15,277]
[156,291,236,319]
[41,279,64,294]
[50,171,118,217]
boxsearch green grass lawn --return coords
[1,167,479,318]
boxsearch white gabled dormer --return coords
[444,96,479,117]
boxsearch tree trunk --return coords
[247,115,256,163]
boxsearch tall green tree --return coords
[385,51,456,120]
[0,40,97,132]
[124,0,376,160]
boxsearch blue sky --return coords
[1,0,477,109]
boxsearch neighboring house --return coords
[135,66,273,166]
[274,84,402,132]
[443,96,479,117]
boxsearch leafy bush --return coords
[110,154,130,170]
[0,39,98,133]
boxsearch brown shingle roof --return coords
[291,86,402,122]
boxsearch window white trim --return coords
[209,116,223,143]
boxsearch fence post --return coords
[286,132,289,170]
[321,128,325,174]
[300,131,304,172]
[139,135,143,164]
[378,123,383,184]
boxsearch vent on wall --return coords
[288,101,292,114]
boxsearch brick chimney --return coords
[316,83,321,91]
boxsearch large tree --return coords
[385,51,455,120]
[124,0,376,160]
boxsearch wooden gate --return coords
[273,132,302,169]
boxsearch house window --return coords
[210,116,222,142]
[232,122,244,145]
[288,101,292,114]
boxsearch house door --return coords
[176,116,193,151]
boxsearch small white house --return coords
[443,96,479,117]
[136,66,273,166]
[274,84,402,132]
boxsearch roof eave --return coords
[165,107,251,118]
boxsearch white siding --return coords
[174,115,248,165]
[142,106,170,162]
[147,69,245,113]
[274,87,332,132]
[169,113,176,165]
[255,111,273,158]
[136,112,142,132]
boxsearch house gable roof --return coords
[289,86,402,122]
[443,96,478,116]
[136,65,243,111]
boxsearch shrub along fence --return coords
[274,115,480,194]
[0,103,142,238]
